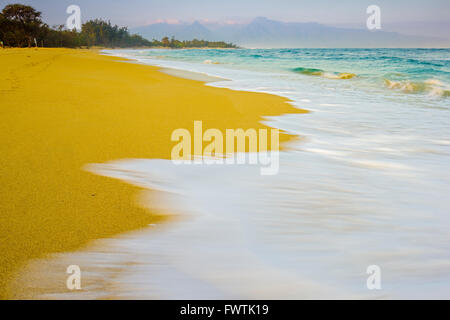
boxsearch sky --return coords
[1,0,449,38]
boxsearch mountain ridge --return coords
[132,17,449,48]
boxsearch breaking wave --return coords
[292,67,356,80]
[384,78,450,98]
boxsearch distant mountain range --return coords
[132,17,449,48]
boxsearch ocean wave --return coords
[384,78,450,98]
[292,67,324,76]
[376,55,445,67]
[203,59,220,64]
[324,72,356,80]
[292,67,356,80]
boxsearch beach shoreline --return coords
[0,48,303,299]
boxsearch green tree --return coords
[1,4,43,47]
[161,36,170,47]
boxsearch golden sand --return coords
[0,48,304,298]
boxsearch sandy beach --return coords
[0,48,302,299]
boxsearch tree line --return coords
[157,36,237,48]
[0,4,237,48]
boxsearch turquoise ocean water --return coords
[121,48,450,99]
